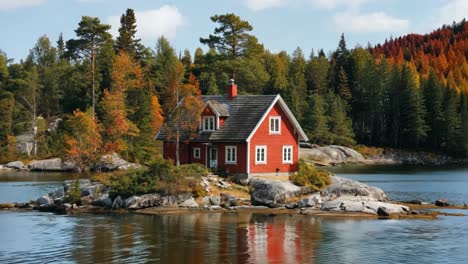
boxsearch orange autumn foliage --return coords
[370,20,468,94]
[101,51,143,153]
[150,94,164,133]
[65,109,102,171]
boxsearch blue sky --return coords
[1,0,467,62]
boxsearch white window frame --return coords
[203,116,215,131]
[269,116,281,135]
[282,145,293,164]
[193,147,201,159]
[255,145,267,165]
[225,146,237,165]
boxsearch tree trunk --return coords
[176,126,180,166]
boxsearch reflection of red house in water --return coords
[156,83,308,179]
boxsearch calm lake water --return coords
[0,165,467,264]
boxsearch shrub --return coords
[65,180,82,204]
[354,145,384,158]
[106,159,210,199]
[290,159,331,189]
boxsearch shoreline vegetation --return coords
[0,160,465,220]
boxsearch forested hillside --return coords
[0,10,467,165]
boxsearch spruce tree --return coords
[422,69,444,149]
[325,92,355,146]
[116,9,142,59]
[304,94,329,144]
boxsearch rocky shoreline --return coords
[300,145,466,166]
[0,153,141,172]
[1,175,464,220]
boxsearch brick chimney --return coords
[227,79,237,100]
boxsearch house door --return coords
[208,147,218,169]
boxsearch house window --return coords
[203,116,215,131]
[193,147,201,159]
[225,146,237,164]
[269,116,281,134]
[282,145,293,164]
[255,146,267,164]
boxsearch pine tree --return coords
[66,16,112,118]
[200,13,254,79]
[57,33,65,60]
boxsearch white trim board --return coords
[245,94,308,143]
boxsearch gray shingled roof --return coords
[156,95,277,142]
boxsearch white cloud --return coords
[244,0,287,11]
[108,5,185,44]
[333,11,409,33]
[0,0,45,10]
[310,0,369,10]
[435,0,468,27]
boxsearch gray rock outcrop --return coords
[320,196,409,215]
[202,195,221,206]
[37,195,54,206]
[5,161,26,170]
[220,193,239,207]
[96,153,141,171]
[250,178,311,208]
[179,197,199,208]
[322,176,388,201]
[300,145,365,165]
[92,193,112,208]
[112,196,124,209]
[29,158,76,171]
[125,194,161,209]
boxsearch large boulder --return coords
[220,193,239,207]
[29,158,76,171]
[179,197,199,208]
[92,193,112,208]
[296,193,322,208]
[37,195,54,206]
[250,179,311,208]
[301,145,365,165]
[112,196,124,209]
[322,176,388,201]
[201,196,221,206]
[96,153,141,172]
[125,194,161,209]
[5,161,26,170]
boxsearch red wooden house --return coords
[156,84,308,179]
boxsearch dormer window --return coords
[269,116,281,134]
[203,116,215,131]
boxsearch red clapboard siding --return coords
[249,102,299,174]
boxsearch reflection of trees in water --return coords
[70,213,321,263]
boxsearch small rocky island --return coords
[1,173,456,219]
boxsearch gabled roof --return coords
[156,94,309,142]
